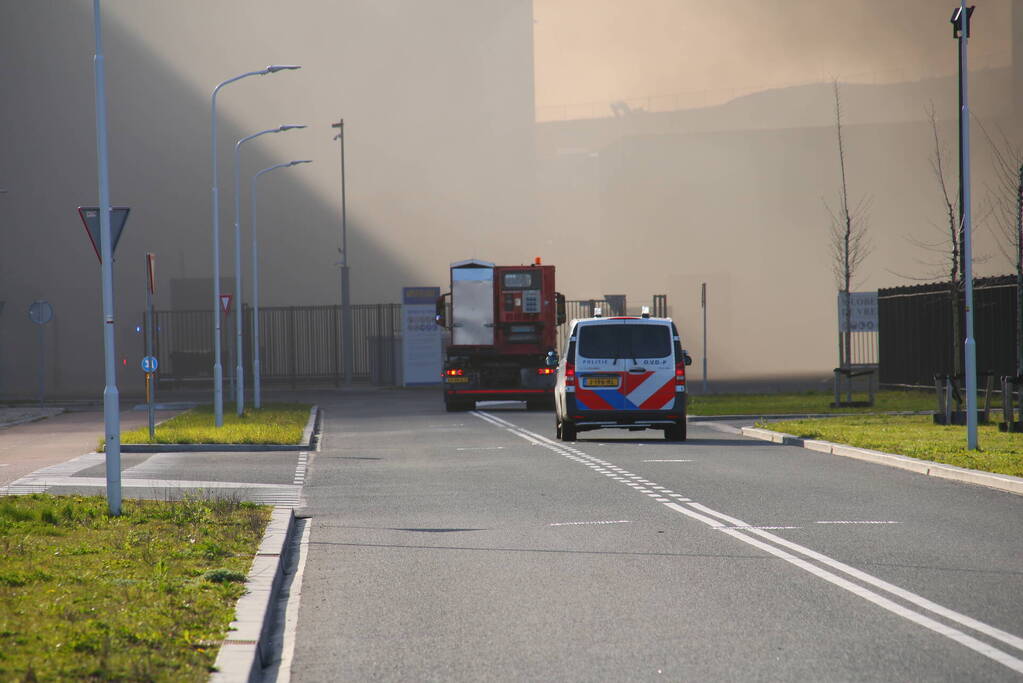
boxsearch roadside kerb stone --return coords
[741,426,1023,496]
[120,405,319,453]
[211,505,296,683]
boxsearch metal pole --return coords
[252,172,262,409]
[250,159,312,408]
[701,282,708,393]
[37,323,45,408]
[960,0,978,449]
[333,120,354,385]
[233,138,245,415]
[146,271,155,439]
[92,0,121,515]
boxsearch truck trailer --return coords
[435,258,566,411]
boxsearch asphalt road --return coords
[288,389,1023,682]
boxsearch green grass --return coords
[687,390,948,416]
[764,415,1023,477]
[119,402,311,446]
[0,494,270,682]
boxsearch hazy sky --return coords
[533,0,1013,118]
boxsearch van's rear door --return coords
[574,321,675,411]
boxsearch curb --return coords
[740,426,1023,496]
[120,405,319,453]
[211,506,296,683]
[688,411,932,423]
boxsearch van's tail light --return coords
[565,362,576,387]
[444,368,464,377]
[675,362,686,386]
[536,367,555,375]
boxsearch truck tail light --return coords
[565,362,576,387]
[444,368,464,377]
[536,367,555,375]
[675,362,686,386]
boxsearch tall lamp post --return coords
[91,0,122,515]
[251,160,313,409]
[952,2,978,449]
[233,123,306,415]
[211,64,300,427]
[332,120,353,385]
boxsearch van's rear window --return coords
[578,324,671,359]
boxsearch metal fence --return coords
[878,275,1018,387]
[152,303,402,388]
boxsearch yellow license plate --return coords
[584,375,618,388]
[446,376,469,383]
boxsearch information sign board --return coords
[402,287,442,386]
[837,291,878,332]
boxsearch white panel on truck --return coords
[452,265,494,345]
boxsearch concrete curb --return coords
[211,506,296,683]
[120,405,319,453]
[740,426,1023,496]
[688,411,932,423]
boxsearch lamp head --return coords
[290,160,313,167]
[278,124,307,132]
[265,64,301,74]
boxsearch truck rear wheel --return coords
[445,399,472,412]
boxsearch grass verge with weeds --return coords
[763,415,1023,477]
[688,390,950,416]
[0,494,270,682]
[117,402,311,447]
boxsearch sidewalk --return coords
[0,406,183,488]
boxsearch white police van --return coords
[550,310,691,441]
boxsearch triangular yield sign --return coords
[219,294,233,315]
[77,206,130,263]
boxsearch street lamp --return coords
[232,124,306,416]
[211,64,300,427]
[332,119,354,385]
[951,3,978,449]
[251,160,313,409]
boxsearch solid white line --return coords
[474,410,1023,672]
[666,503,1023,672]
[275,518,311,683]
[686,501,1023,654]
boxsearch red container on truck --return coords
[435,258,566,411]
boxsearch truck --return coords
[435,258,566,411]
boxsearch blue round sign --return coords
[141,355,158,373]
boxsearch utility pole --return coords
[332,119,354,384]
[91,0,122,515]
[701,282,708,393]
[952,2,979,449]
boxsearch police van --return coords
[550,310,691,441]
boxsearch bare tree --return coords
[976,118,1023,379]
[925,102,964,386]
[825,81,871,370]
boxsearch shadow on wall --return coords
[0,2,536,398]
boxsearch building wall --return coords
[0,1,536,399]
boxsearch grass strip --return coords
[0,494,270,682]
[119,402,311,446]
[688,390,955,416]
[763,415,1023,477]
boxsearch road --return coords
[286,389,1023,681]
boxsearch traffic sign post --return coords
[28,300,53,408]
[144,253,157,440]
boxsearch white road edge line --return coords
[275,518,311,683]
[473,409,1023,672]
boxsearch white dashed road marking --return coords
[473,410,1023,675]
